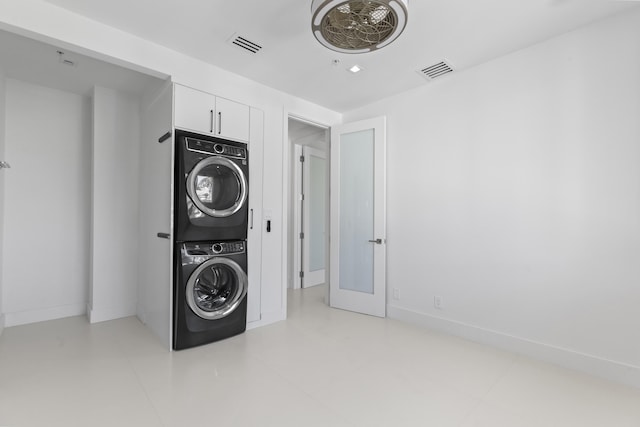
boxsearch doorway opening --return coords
[286,117,330,294]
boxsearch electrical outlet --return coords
[392,288,400,300]
[434,295,444,310]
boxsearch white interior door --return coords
[329,117,386,317]
[302,146,326,288]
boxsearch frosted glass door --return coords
[330,117,386,317]
[339,130,374,293]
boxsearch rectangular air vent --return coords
[228,33,263,54]
[418,60,454,81]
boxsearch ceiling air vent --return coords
[418,60,454,81]
[228,33,263,54]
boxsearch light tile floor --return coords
[1,285,639,426]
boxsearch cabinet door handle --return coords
[210,110,214,133]
[157,232,170,240]
[218,112,222,135]
[250,209,254,230]
[158,131,171,143]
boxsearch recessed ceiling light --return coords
[349,65,362,73]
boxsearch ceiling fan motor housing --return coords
[311,0,409,54]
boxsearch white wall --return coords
[344,10,640,387]
[89,86,140,323]
[0,2,341,329]
[0,69,6,334]
[0,0,342,326]
[2,79,91,326]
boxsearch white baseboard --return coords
[247,309,286,330]
[387,304,640,389]
[5,303,86,327]
[135,307,147,325]
[87,302,136,324]
[86,302,93,323]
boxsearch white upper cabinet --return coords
[174,85,214,135]
[174,84,250,143]
[215,96,250,142]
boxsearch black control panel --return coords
[186,137,246,159]
[212,241,245,254]
[184,241,245,257]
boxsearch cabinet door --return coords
[139,79,174,350]
[0,75,5,334]
[174,84,215,135]
[247,108,264,323]
[215,97,250,143]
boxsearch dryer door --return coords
[186,257,248,320]
[186,156,248,218]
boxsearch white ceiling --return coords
[289,118,326,141]
[0,29,163,97]
[289,118,328,150]
[38,0,639,112]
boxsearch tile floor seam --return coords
[456,352,522,426]
[455,397,487,427]
[478,353,521,397]
[119,344,169,427]
[452,360,531,427]
[278,375,361,427]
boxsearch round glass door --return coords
[186,258,248,320]
[186,157,247,218]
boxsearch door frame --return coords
[283,113,332,306]
[292,143,303,289]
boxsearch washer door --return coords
[186,156,248,218]
[186,257,248,320]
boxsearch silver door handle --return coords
[0,161,11,169]
[368,239,383,244]
[218,112,222,135]
[250,209,254,230]
[210,110,214,133]
[157,232,170,240]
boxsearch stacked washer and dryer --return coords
[173,130,250,350]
